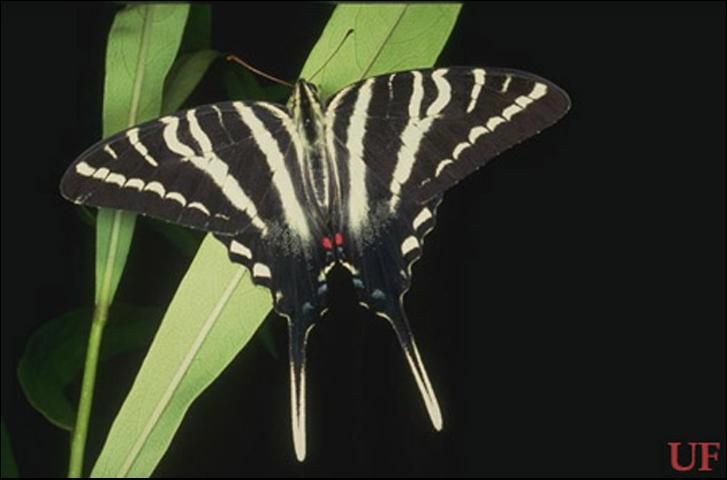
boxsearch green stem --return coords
[69,209,125,477]
[68,304,109,478]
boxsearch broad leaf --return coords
[142,219,202,258]
[1,420,18,478]
[18,307,163,431]
[78,205,202,259]
[301,3,462,99]
[222,66,291,104]
[177,4,212,55]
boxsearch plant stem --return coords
[68,303,109,478]
[69,208,125,477]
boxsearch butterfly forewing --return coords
[60,101,291,236]
[325,67,571,204]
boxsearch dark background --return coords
[1,1,724,477]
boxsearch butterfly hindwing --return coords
[340,191,444,430]
[217,231,328,462]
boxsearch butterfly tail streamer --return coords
[378,309,443,431]
[347,195,444,431]
[287,316,312,462]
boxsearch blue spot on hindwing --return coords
[372,289,386,301]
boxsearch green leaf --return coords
[103,4,190,136]
[256,321,280,360]
[162,49,219,115]
[77,209,201,259]
[154,7,218,258]
[1,420,18,478]
[263,84,291,103]
[142,219,202,258]
[95,209,137,305]
[91,238,271,477]
[177,4,212,55]
[222,65,290,104]
[301,3,462,99]
[95,3,190,303]
[17,306,163,431]
[90,4,461,476]
[222,67,266,101]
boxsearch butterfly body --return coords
[61,67,570,461]
[289,80,337,223]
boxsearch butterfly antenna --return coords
[226,55,294,88]
[308,28,355,82]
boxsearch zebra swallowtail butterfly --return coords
[60,66,570,461]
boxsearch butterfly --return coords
[60,66,570,460]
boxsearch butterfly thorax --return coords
[289,80,345,254]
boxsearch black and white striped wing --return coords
[61,100,330,462]
[326,67,571,203]
[61,96,333,328]
[325,67,570,430]
[61,101,297,237]
[215,229,328,463]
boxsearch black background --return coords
[1,2,724,477]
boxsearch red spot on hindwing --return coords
[322,237,333,250]
[334,232,344,246]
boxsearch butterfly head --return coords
[289,80,325,147]
[289,80,323,124]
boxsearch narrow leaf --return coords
[96,2,191,305]
[94,209,136,304]
[91,238,271,477]
[103,4,190,136]
[18,306,163,431]
[162,49,220,115]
